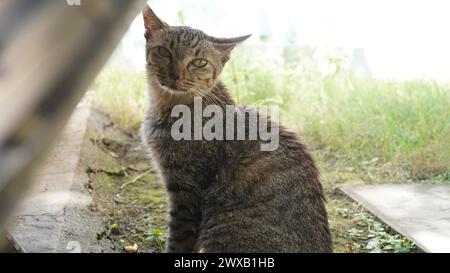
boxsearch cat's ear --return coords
[212,34,251,64]
[143,5,169,39]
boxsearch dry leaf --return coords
[124,243,138,253]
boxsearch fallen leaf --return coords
[124,243,138,253]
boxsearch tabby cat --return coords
[141,5,332,253]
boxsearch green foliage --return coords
[222,46,450,179]
[177,10,185,24]
[91,65,147,130]
[347,212,416,253]
[108,223,120,235]
[146,228,166,252]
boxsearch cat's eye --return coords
[191,59,208,68]
[157,46,171,57]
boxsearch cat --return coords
[140,5,332,253]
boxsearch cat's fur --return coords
[141,5,332,253]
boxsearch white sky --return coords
[117,0,450,80]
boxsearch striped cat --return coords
[141,5,332,253]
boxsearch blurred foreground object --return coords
[0,0,146,251]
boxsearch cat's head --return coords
[143,5,249,98]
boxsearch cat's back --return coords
[199,126,332,252]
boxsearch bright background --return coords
[117,0,450,81]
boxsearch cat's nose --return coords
[171,60,184,81]
[169,73,183,89]
[173,72,182,81]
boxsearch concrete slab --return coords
[8,105,112,253]
[341,184,450,253]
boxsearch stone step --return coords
[341,183,450,253]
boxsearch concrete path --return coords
[341,184,450,253]
[8,105,111,252]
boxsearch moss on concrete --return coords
[84,110,167,253]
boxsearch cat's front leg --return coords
[166,186,202,253]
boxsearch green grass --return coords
[91,66,148,130]
[91,45,450,252]
[223,47,450,180]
